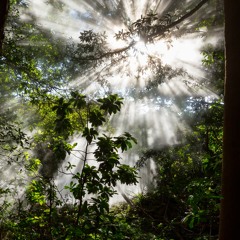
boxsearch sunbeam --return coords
[18,0,223,202]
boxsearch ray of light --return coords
[16,0,223,202]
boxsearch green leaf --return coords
[98,94,123,115]
[70,91,86,109]
[82,127,98,143]
[89,109,106,127]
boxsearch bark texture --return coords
[0,0,10,54]
[219,1,240,239]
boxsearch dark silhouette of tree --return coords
[219,1,240,239]
[0,0,9,54]
[75,0,210,61]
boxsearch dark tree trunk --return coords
[219,1,240,239]
[0,0,10,54]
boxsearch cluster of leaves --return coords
[115,13,172,43]
[1,2,80,103]
[74,30,108,59]
[201,44,224,94]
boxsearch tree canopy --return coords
[0,0,226,239]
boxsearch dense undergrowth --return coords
[0,1,224,239]
[0,98,223,239]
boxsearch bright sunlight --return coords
[16,0,223,203]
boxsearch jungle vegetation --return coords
[0,0,229,239]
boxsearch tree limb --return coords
[149,0,210,40]
[76,40,136,61]
[76,0,209,62]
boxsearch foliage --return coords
[0,93,138,239]
[115,12,172,43]
[0,0,224,239]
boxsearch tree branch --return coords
[149,0,210,40]
[76,40,136,61]
[76,0,209,62]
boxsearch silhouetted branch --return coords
[76,40,136,61]
[149,0,210,40]
[76,0,209,62]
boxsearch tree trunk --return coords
[0,0,10,54]
[219,1,240,239]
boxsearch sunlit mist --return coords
[19,0,223,200]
